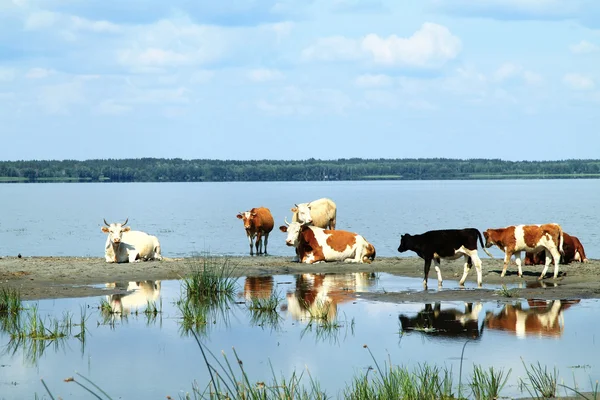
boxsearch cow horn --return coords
[103,218,110,226]
[122,218,129,226]
[284,217,291,226]
[294,203,298,208]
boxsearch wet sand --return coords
[1,255,599,302]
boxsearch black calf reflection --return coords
[399,302,484,340]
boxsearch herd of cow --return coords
[101,197,589,289]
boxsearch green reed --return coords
[469,364,511,400]
[520,358,559,399]
[0,287,23,315]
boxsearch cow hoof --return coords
[537,276,545,281]
[477,283,483,288]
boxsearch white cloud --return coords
[37,80,85,114]
[256,86,352,115]
[69,16,122,34]
[431,0,581,21]
[95,100,132,115]
[570,40,599,54]
[26,68,55,79]
[563,73,595,90]
[248,68,284,82]
[189,70,215,84]
[0,68,16,81]
[24,10,59,30]
[302,36,362,62]
[492,63,543,85]
[302,23,461,68]
[354,74,393,88]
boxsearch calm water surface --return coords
[1,273,599,399]
[1,180,599,398]
[0,179,599,258]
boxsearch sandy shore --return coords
[1,255,599,302]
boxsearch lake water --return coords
[1,180,599,398]
[1,273,599,399]
[1,179,599,259]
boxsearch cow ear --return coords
[279,226,288,232]
[101,226,109,233]
[236,214,243,219]
[251,213,257,217]
[291,207,298,213]
[123,226,131,232]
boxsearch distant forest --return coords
[1,158,600,183]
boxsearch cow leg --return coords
[458,256,471,287]
[423,258,432,289]
[543,248,561,280]
[514,251,524,277]
[256,232,263,255]
[472,253,483,287]
[263,233,269,255]
[247,234,254,256]
[128,251,140,263]
[433,257,443,287]
[501,252,513,277]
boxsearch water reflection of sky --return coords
[1,273,598,399]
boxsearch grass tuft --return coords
[520,358,559,399]
[470,364,511,400]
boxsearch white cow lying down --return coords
[101,218,162,263]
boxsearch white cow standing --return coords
[291,198,337,230]
[101,218,163,263]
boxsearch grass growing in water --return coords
[0,287,22,314]
[469,364,511,400]
[496,284,518,298]
[344,345,458,400]
[177,257,238,334]
[246,291,283,331]
[520,358,559,399]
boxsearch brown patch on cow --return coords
[300,227,325,263]
[363,243,376,263]
[523,225,547,248]
[484,226,516,250]
[571,234,588,262]
[323,229,356,253]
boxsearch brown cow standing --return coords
[525,232,588,265]
[236,207,274,255]
[483,223,564,280]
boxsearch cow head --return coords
[483,230,494,248]
[101,218,131,252]
[295,203,313,225]
[236,211,255,230]
[397,234,412,253]
[279,218,302,247]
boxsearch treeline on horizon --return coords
[1,158,600,183]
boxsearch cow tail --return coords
[558,226,565,256]
[478,230,494,258]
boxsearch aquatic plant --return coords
[184,331,328,400]
[176,256,239,335]
[181,256,238,301]
[40,372,114,400]
[469,364,511,400]
[0,287,22,315]
[246,291,284,331]
[496,284,518,297]
[344,345,458,399]
[520,358,559,399]
[247,290,282,312]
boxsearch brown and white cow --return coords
[485,299,580,338]
[279,220,375,264]
[101,219,162,263]
[483,223,564,280]
[285,272,376,322]
[236,207,274,256]
[397,228,494,289]
[525,232,588,265]
[291,198,337,230]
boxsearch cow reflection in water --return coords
[105,281,162,316]
[485,299,580,338]
[285,273,377,322]
[242,276,274,300]
[399,302,484,340]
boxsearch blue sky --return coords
[1,0,600,161]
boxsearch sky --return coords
[1,0,600,161]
